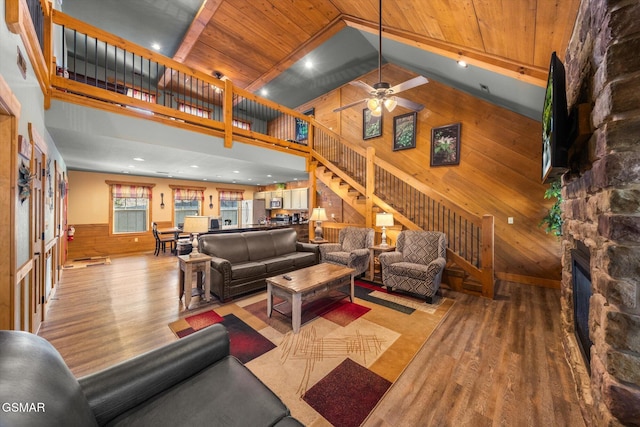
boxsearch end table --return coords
[178,254,212,309]
[367,244,396,283]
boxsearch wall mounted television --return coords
[541,52,571,183]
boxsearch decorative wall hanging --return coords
[18,161,36,203]
[430,122,461,166]
[392,112,417,151]
[363,108,382,140]
[160,193,165,208]
[18,135,31,159]
[209,194,214,209]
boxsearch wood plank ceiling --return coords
[176,0,581,91]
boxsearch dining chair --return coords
[152,222,177,256]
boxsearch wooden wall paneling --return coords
[315,63,561,282]
[66,224,159,259]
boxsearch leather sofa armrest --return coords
[79,324,230,426]
[210,256,232,274]
[296,241,320,253]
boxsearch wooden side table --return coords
[367,244,396,283]
[178,254,212,309]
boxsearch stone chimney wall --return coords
[562,0,640,425]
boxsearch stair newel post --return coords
[365,146,375,228]
[481,214,495,299]
[223,78,234,148]
[309,160,318,240]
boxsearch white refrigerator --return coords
[240,199,267,228]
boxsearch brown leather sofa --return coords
[0,325,302,426]
[199,228,319,301]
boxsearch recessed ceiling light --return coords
[203,178,208,181]
[151,42,161,50]
[127,165,135,168]
[305,59,313,69]
[133,157,145,161]
[260,89,268,96]
[267,174,272,177]
[247,178,252,181]
[233,170,240,174]
[457,60,468,68]
[190,165,199,168]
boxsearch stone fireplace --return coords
[561,0,640,425]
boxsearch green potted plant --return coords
[539,180,563,236]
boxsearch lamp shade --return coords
[376,212,394,227]
[309,208,328,222]
[182,215,210,233]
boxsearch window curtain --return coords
[111,184,151,198]
[219,190,244,201]
[174,188,204,201]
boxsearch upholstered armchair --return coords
[319,226,374,276]
[378,230,447,303]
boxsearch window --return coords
[108,182,154,234]
[172,187,205,227]
[218,189,244,227]
[126,88,156,103]
[179,103,210,119]
[232,119,251,130]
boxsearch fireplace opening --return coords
[572,241,593,369]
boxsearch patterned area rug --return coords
[63,257,111,269]
[168,281,453,426]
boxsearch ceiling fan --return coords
[333,0,428,116]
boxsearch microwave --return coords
[270,198,283,209]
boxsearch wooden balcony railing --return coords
[9,1,494,298]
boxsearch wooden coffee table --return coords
[266,263,355,333]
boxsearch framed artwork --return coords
[431,122,461,166]
[294,108,315,144]
[392,112,417,151]
[363,108,382,139]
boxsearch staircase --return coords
[310,125,495,299]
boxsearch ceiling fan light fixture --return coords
[370,106,382,117]
[384,97,397,112]
[367,98,380,111]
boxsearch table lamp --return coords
[309,207,328,241]
[182,215,210,257]
[376,212,394,247]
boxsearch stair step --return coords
[463,277,483,293]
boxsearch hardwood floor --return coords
[38,254,586,426]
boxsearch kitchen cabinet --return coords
[291,188,308,209]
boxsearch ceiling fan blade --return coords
[349,80,376,94]
[333,98,367,112]
[388,76,429,94]
[395,96,425,112]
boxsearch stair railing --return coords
[311,123,495,298]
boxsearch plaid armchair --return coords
[378,230,447,303]
[319,226,374,276]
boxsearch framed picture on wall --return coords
[18,135,31,159]
[430,122,461,166]
[363,108,382,140]
[392,112,417,151]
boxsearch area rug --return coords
[168,281,453,426]
[63,256,111,269]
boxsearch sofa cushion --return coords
[107,356,291,427]
[270,229,297,255]
[388,262,429,280]
[285,252,317,267]
[244,231,276,261]
[262,256,295,273]
[403,232,440,265]
[232,261,267,280]
[200,234,249,264]
[341,227,369,252]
